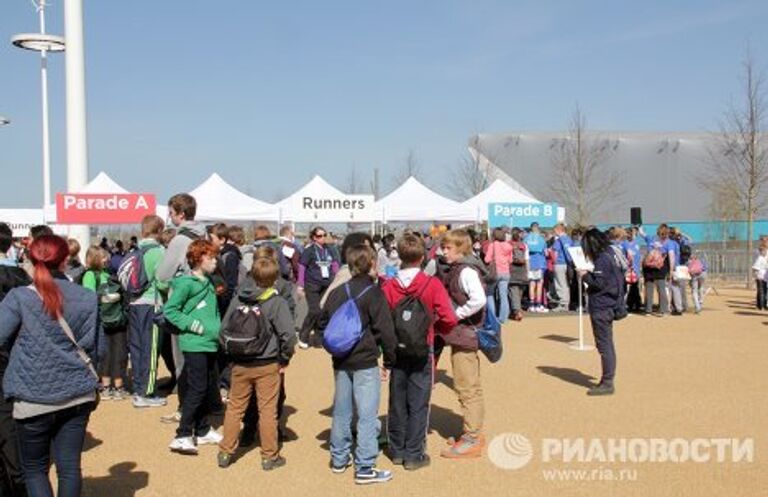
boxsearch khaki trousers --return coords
[450,348,484,434]
[219,363,281,459]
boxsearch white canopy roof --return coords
[375,177,466,222]
[189,173,278,221]
[276,175,345,221]
[44,171,131,221]
[461,179,541,222]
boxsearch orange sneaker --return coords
[440,433,485,459]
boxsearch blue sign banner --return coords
[488,202,559,228]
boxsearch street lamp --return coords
[11,0,65,207]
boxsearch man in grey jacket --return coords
[155,193,208,423]
[155,194,208,282]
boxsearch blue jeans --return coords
[15,402,93,497]
[330,367,381,469]
[496,275,510,322]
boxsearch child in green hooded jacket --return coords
[165,239,223,455]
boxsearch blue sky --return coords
[1,0,767,208]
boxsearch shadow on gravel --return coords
[537,366,596,388]
[83,462,149,497]
[539,334,578,344]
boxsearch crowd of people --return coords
[0,191,731,496]
[475,222,709,322]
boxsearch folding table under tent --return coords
[188,173,279,222]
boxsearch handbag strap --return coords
[27,285,99,380]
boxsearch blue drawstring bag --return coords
[323,283,374,357]
[477,309,503,363]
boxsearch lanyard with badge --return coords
[315,244,332,279]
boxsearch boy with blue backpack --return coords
[381,234,457,470]
[320,244,397,485]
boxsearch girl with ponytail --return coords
[0,234,103,497]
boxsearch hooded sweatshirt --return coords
[163,274,220,353]
[222,276,296,366]
[319,274,397,371]
[155,221,208,283]
[381,269,458,349]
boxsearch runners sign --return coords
[289,194,375,222]
[56,193,157,224]
[488,202,559,228]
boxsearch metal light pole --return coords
[11,1,65,208]
[63,0,90,249]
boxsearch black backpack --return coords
[219,289,277,357]
[392,278,433,363]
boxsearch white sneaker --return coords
[169,437,198,455]
[539,306,549,313]
[297,340,310,350]
[196,429,223,446]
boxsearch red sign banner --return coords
[55,193,157,224]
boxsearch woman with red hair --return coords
[0,235,103,497]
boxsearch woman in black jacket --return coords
[578,229,622,396]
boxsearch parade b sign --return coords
[488,202,559,228]
[56,193,156,224]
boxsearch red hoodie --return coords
[381,270,458,347]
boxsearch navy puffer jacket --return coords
[0,275,104,403]
[582,250,622,312]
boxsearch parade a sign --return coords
[56,193,156,224]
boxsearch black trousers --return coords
[176,352,218,438]
[626,281,642,311]
[159,329,177,388]
[0,397,25,497]
[589,309,616,386]
[757,280,767,310]
[98,328,128,382]
[387,357,432,461]
[299,281,329,344]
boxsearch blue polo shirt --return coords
[668,239,680,266]
[553,235,572,265]
[525,232,547,271]
[622,239,642,274]
[646,236,676,265]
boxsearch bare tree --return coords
[701,51,768,285]
[706,179,744,250]
[369,168,380,199]
[549,105,622,226]
[345,164,365,194]
[392,149,423,187]
[445,149,493,200]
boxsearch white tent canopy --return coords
[189,173,279,221]
[461,179,541,222]
[276,175,345,222]
[44,171,131,222]
[375,177,466,222]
